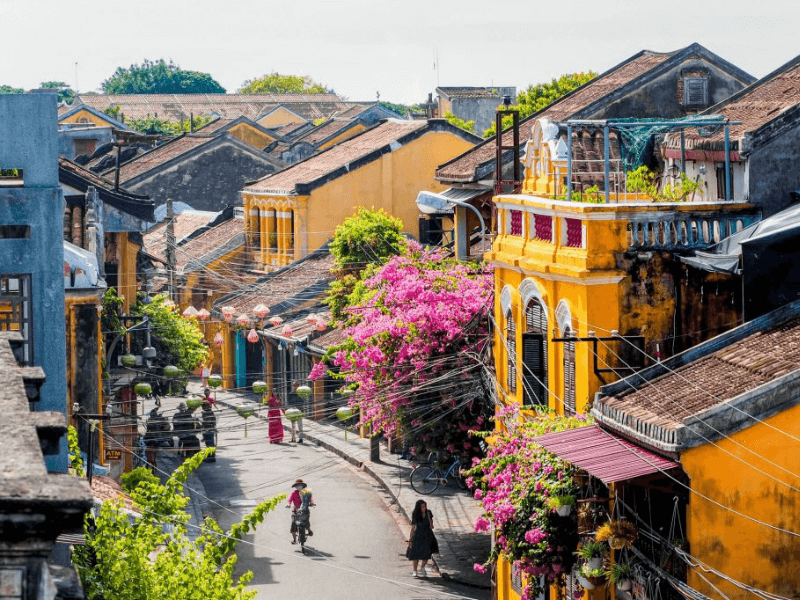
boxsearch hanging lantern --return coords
[296,384,312,399]
[253,303,269,319]
[214,332,224,347]
[269,316,283,327]
[221,306,236,321]
[306,314,318,323]
[183,305,198,318]
[282,324,294,337]
[236,314,250,326]
[247,328,259,343]
[197,308,210,321]
[315,319,327,332]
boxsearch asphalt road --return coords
[193,404,486,599]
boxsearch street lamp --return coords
[415,191,487,254]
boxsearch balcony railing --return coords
[627,210,760,251]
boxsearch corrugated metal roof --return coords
[534,425,681,484]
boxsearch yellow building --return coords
[240,119,481,271]
[195,116,280,150]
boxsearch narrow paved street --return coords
[190,402,486,599]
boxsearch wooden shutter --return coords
[522,332,545,407]
[564,335,576,414]
[524,301,548,405]
[506,315,516,394]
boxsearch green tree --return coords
[122,114,213,135]
[132,294,209,373]
[443,110,475,133]
[40,80,75,104]
[379,101,410,116]
[238,73,328,94]
[324,207,405,320]
[71,448,284,600]
[0,85,24,94]
[102,59,226,94]
[482,71,597,137]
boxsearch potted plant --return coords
[546,494,576,517]
[596,520,638,550]
[186,395,203,410]
[236,405,255,437]
[285,408,303,422]
[121,353,137,367]
[577,540,608,570]
[252,380,268,394]
[579,564,606,587]
[163,365,181,377]
[208,374,223,388]
[606,561,633,592]
[133,382,152,397]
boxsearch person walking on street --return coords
[266,391,284,443]
[202,386,216,409]
[286,381,304,443]
[201,402,216,462]
[407,499,436,578]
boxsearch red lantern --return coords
[214,332,224,347]
[183,305,198,318]
[236,314,250,326]
[247,328,259,343]
[221,306,235,322]
[315,319,327,331]
[282,324,294,337]
[253,304,269,319]
[269,316,283,327]
[197,308,210,321]
[306,314,318,323]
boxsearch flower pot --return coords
[577,575,595,590]
[556,505,572,517]
[588,558,603,570]
[587,575,606,587]
[285,408,303,421]
[609,537,627,550]
[617,579,632,592]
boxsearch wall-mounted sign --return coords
[104,449,122,461]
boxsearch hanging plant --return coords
[596,520,638,550]
[186,396,203,410]
[579,564,606,587]
[336,406,354,441]
[252,380,268,394]
[121,354,137,367]
[296,384,312,399]
[133,382,152,397]
[285,408,303,422]
[236,405,255,437]
[163,365,181,377]
[546,494,576,517]
[208,374,223,388]
[606,561,633,591]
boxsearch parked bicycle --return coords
[410,456,468,494]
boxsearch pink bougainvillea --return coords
[313,242,493,454]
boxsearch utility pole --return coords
[166,197,176,303]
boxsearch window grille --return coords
[510,210,523,236]
[511,561,523,595]
[565,218,583,248]
[716,165,734,200]
[0,275,32,364]
[563,330,576,414]
[506,313,517,394]
[523,300,548,407]
[533,214,552,242]
[684,78,709,107]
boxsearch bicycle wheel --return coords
[410,465,439,494]
[452,463,468,489]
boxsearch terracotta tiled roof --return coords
[177,218,244,270]
[438,87,502,99]
[91,475,137,514]
[665,54,800,152]
[308,324,348,351]
[600,316,800,430]
[296,118,354,146]
[113,135,209,182]
[435,51,672,182]
[143,212,218,262]
[335,104,372,118]
[267,141,291,157]
[75,93,352,122]
[196,117,234,133]
[214,250,335,316]
[60,157,116,190]
[243,120,427,194]
[261,309,332,342]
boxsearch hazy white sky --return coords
[1,0,798,105]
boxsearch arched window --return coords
[522,299,548,407]
[563,326,576,414]
[506,312,517,394]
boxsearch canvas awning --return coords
[534,425,681,484]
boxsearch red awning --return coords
[534,425,681,484]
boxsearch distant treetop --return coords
[238,73,330,94]
[101,59,226,94]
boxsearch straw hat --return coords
[292,479,307,489]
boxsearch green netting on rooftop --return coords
[612,115,725,171]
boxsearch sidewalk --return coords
[201,383,491,590]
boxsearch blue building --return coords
[0,92,69,472]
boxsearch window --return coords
[523,300,548,407]
[563,330,576,414]
[716,165,734,200]
[506,313,517,394]
[684,77,709,107]
[0,275,32,364]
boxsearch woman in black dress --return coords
[407,499,435,577]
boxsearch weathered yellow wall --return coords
[497,557,522,600]
[118,233,139,310]
[257,108,306,129]
[228,122,276,149]
[681,404,800,598]
[316,123,367,151]
[59,108,118,128]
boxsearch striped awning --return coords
[534,425,681,484]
